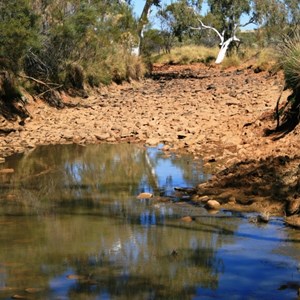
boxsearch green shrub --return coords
[278,31,300,91]
[0,0,39,72]
[273,30,300,131]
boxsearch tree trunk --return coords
[215,37,236,64]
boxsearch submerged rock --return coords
[205,200,221,210]
[137,192,153,199]
[25,288,44,294]
[11,295,27,299]
[181,216,193,222]
[285,215,300,229]
[257,213,270,223]
[0,168,14,174]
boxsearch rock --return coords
[0,158,5,164]
[198,195,210,202]
[181,216,193,222]
[106,136,116,142]
[285,216,300,229]
[25,288,44,294]
[95,133,110,140]
[137,192,153,199]
[207,84,216,90]
[205,200,221,210]
[207,209,219,215]
[0,168,14,174]
[120,128,130,138]
[145,138,160,146]
[174,187,195,193]
[162,144,171,151]
[286,199,300,216]
[11,295,27,300]
[67,274,85,280]
[228,196,236,204]
[177,132,186,140]
[254,66,263,73]
[62,131,73,140]
[257,213,270,223]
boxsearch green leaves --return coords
[0,0,39,71]
[279,31,300,91]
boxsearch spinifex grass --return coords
[278,31,300,91]
[275,30,300,131]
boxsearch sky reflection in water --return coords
[0,143,299,300]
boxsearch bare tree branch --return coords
[240,16,256,28]
[190,20,224,43]
[18,74,63,97]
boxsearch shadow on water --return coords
[0,143,299,300]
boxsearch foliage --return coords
[142,29,166,55]
[27,0,139,85]
[207,0,251,37]
[1,0,300,89]
[278,31,300,91]
[0,0,39,72]
[273,29,300,132]
[157,0,202,44]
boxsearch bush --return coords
[274,30,300,131]
[65,63,85,90]
[278,31,300,91]
[0,0,39,72]
[85,45,146,86]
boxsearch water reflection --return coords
[0,144,208,216]
[0,144,299,300]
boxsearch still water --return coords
[0,143,299,300]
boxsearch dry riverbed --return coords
[0,63,299,225]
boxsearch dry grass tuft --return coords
[153,45,219,65]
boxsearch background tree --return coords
[25,0,140,95]
[188,0,299,63]
[0,0,39,72]
[155,0,203,53]
[135,0,162,56]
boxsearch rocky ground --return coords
[0,63,299,225]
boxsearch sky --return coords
[132,0,170,17]
[131,0,255,30]
[132,0,208,19]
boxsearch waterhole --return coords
[0,143,299,299]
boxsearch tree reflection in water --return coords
[0,144,299,300]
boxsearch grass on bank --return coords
[152,44,277,71]
[152,45,219,65]
[84,46,146,87]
